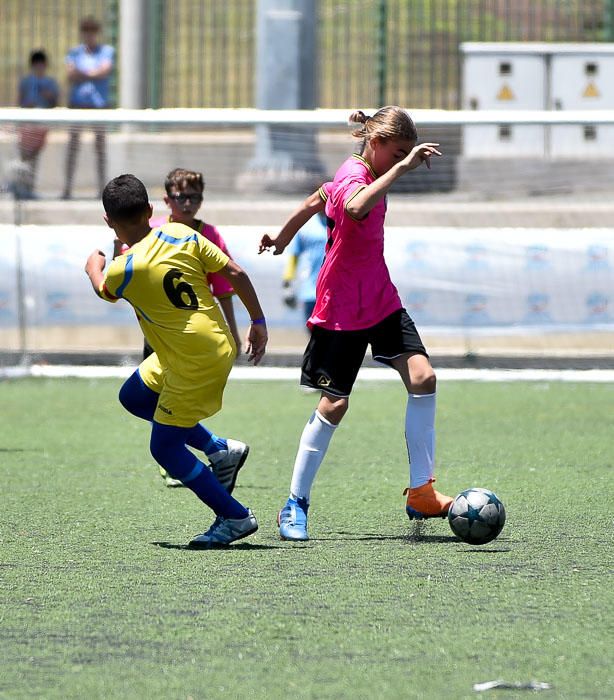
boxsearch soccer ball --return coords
[448,488,506,545]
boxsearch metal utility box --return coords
[461,42,614,159]
[550,45,614,157]
[461,43,548,157]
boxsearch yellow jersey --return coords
[99,222,235,425]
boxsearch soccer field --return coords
[1,377,612,699]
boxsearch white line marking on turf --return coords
[1,364,614,382]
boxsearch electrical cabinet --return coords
[461,43,614,159]
[550,46,614,157]
[461,43,547,157]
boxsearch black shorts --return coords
[300,308,428,397]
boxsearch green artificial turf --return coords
[1,378,612,699]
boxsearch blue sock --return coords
[119,370,227,457]
[188,425,227,458]
[150,421,248,520]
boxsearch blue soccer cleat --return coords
[278,496,309,541]
[189,509,258,548]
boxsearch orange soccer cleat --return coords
[404,480,453,520]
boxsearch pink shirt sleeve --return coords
[202,223,234,298]
[148,214,168,228]
[319,181,333,202]
[332,171,368,213]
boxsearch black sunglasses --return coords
[170,193,203,204]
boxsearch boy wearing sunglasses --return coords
[115,168,241,356]
[149,168,242,356]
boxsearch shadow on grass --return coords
[151,541,284,551]
[234,485,275,491]
[0,447,38,453]
[405,534,461,544]
[462,546,512,553]
[318,531,458,543]
[316,532,405,542]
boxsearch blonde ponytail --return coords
[348,106,417,144]
[349,110,370,138]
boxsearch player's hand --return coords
[245,323,268,366]
[259,234,286,255]
[232,331,242,357]
[85,249,106,273]
[402,142,442,171]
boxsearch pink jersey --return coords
[149,215,234,298]
[308,155,401,331]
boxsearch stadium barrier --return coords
[2,108,614,198]
[1,224,612,362]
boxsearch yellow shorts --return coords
[139,347,234,428]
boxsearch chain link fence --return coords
[1,0,612,109]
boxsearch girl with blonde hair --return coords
[260,106,452,541]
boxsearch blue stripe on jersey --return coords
[116,254,134,298]
[154,230,199,246]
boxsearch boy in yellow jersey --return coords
[85,174,268,547]
[114,167,246,488]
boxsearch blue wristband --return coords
[251,317,266,325]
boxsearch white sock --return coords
[289,410,337,502]
[405,392,436,488]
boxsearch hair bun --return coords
[348,110,369,125]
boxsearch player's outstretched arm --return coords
[259,189,325,255]
[218,260,268,365]
[85,249,107,296]
[346,143,442,220]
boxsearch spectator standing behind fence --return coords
[16,49,59,199]
[281,210,327,326]
[62,16,114,200]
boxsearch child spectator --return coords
[16,49,59,198]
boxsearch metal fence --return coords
[320,0,614,109]
[1,0,612,109]
[0,0,117,105]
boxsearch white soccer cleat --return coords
[158,466,185,488]
[189,509,258,548]
[209,439,250,494]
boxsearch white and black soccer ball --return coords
[448,488,506,545]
